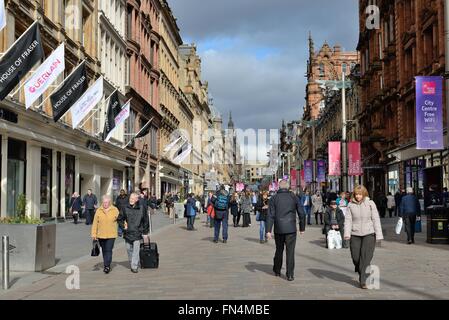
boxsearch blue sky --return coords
[169,0,359,162]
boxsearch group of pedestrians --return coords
[88,189,153,274]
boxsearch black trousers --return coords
[85,209,95,225]
[232,213,241,226]
[273,233,297,277]
[314,212,323,224]
[403,215,417,242]
[350,234,376,286]
[242,213,251,227]
[388,208,395,218]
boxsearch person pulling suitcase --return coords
[118,193,149,274]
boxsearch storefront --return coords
[0,101,130,219]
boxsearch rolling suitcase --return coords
[140,236,159,269]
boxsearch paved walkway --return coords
[1,214,449,300]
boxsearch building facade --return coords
[125,0,162,197]
[0,0,129,219]
[357,0,448,197]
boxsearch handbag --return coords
[91,240,100,256]
[415,217,422,233]
[395,217,403,235]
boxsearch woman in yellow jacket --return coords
[91,195,120,274]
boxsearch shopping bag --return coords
[334,230,342,249]
[395,217,403,235]
[91,240,100,256]
[415,217,422,233]
[327,230,336,250]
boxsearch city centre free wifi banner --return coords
[50,62,88,122]
[0,22,45,100]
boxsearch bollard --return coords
[2,236,9,290]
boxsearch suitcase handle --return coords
[142,234,150,245]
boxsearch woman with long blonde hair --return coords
[344,186,383,289]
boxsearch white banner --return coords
[105,99,130,142]
[24,43,65,109]
[0,0,6,32]
[71,76,103,129]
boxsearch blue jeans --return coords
[259,221,266,241]
[98,238,115,268]
[304,206,311,224]
[187,215,196,230]
[214,215,228,241]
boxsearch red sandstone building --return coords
[356,0,449,197]
[125,0,162,197]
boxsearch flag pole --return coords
[8,71,37,98]
[34,59,86,110]
[0,20,40,61]
[122,116,154,149]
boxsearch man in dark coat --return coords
[266,180,305,282]
[118,193,150,273]
[115,189,129,211]
[399,187,421,245]
[82,189,98,225]
[324,200,345,248]
[394,190,403,217]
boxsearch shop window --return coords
[7,139,26,217]
[65,154,76,215]
[112,169,123,202]
[40,148,52,218]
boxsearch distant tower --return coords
[228,111,234,130]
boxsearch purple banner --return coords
[304,160,313,183]
[317,160,326,183]
[416,76,444,150]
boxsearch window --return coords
[151,126,157,157]
[423,26,434,66]
[7,139,26,217]
[319,63,325,77]
[81,8,91,49]
[127,6,132,39]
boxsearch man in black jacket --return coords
[82,189,98,225]
[266,180,305,281]
[118,193,150,273]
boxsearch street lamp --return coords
[316,72,352,192]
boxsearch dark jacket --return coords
[266,189,305,234]
[149,196,158,209]
[70,196,82,212]
[83,194,98,210]
[375,194,387,209]
[139,196,148,213]
[184,197,198,217]
[118,203,150,242]
[324,207,345,234]
[394,192,403,207]
[255,196,269,222]
[399,194,421,217]
[229,199,239,216]
[115,195,129,211]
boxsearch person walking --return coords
[206,191,215,228]
[252,191,259,215]
[375,192,388,218]
[69,192,82,224]
[324,200,345,249]
[255,191,270,244]
[240,190,253,228]
[184,193,198,231]
[399,187,421,245]
[165,192,174,217]
[266,180,305,281]
[301,190,312,226]
[115,190,129,237]
[91,195,120,274]
[230,192,241,227]
[386,192,395,218]
[394,190,403,217]
[83,189,98,225]
[118,193,150,273]
[311,191,324,225]
[344,186,383,289]
[212,185,230,243]
[149,194,158,215]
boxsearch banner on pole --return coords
[348,141,363,176]
[25,43,65,109]
[304,160,313,183]
[300,170,305,189]
[317,160,326,183]
[71,76,103,129]
[415,76,444,150]
[50,62,88,122]
[290,169,297,189]
[0,22,44,100]
[328,142,341,176]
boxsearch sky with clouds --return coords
[169,0,360,163]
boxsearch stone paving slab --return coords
[1,215,449,300]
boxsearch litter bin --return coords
[427,205,449,244]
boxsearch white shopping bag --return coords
[395,217,403,235]
[327,230,342,250]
